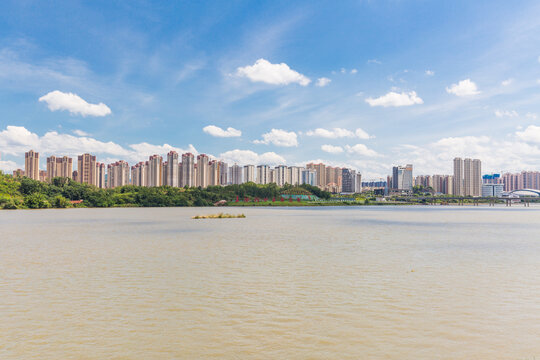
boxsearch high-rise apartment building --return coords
[243,165,256,183]
[219,161,228,185]
[392,164,413,191]
[341,168,357,193]
[148,155,163,187]
[454,158,481,196]
[181,153,195,187]
[288,166,303,186]
[96,163,106,188]
[307,163,326,189]
[78,153,97,186]
[230,164,242,184]
[165,151,179,187]
[209,160,221,186]
[46,155,73,180]
[302,169,317,186]
[196,154,209,188]
[25,150,40,180]
[131,162,147,187]
[453,157,464,196]
[275,165,288,186]
[257,165,271,184]
[107,160,130,188]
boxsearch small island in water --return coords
[192,213,246,219]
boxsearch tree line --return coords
[0,172,331,209]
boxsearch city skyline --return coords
[1,1,540,178]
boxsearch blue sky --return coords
[1,0,540,179]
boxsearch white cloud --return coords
[394,129,540,175]
[516,125,540,143]
[345,144,379,157]
[340,68,346,74]
[316,77,331,87]
[236,58,310,86]
[305,127,372,140]
[526,112,538,120]
[0,160,19,173]
[445,79,480,96]
[219,149,285,166]
[367,59,381,64]
[425,70,435,76]
[254,129,298,147]
[501,78,513,86]
[203,125,242,138]
[38,90,111,117]
[365,91,423,107]
[494,110,518,118]
[351,69,358,74]
[321,144,344,154]
[73,129,90,136]
[0,125,197,165]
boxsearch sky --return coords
[0,0,540,180]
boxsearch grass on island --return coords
[192,213,246,219]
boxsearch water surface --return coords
[2,206,540,359]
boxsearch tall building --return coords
[131,162,147,187]
[455,158,481,196]
[392,164,413,191]
[219,161,228,185]
[196,154,209,188]
[96,163,106,188]
[307,163,326,189]
[356,173,362,193]
[46,155,73,180]
[181,153,195,187]
[78,153,97,186]
[107,160,130,188]
[302,169,317,186]
[288,166,303,186]
[25,150,40,180]
[341,168,357,193]
[453,157,464,196]
[257,165,271,184]
[275,165,288,186]
[148,155,163,187]
[243,165,256,183]
[209,160,221,186]
[230,164,242,184]
[166,151,179,187]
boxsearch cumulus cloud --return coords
[365,91,423,107]
[254,129,298,147]
[236,58,310,86]
[501,78,513,86]
[321,144,344,154]
[367,59,381,64]
[350,69,358,74]
[0,160,19,173]
[394,128,540,175]
[203,125,242,138]
[0,125,197,166]
[494,110,518,118]
[316,77,331,87]
[73,129,90,136]
[445,79,480,96]
[516,125,540,143]
[345,144,379,157]
[425,70,435,76]
[526,112,538,120]
[305,127,372,140]
[219,149,286,166]
[38,90,111,116]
